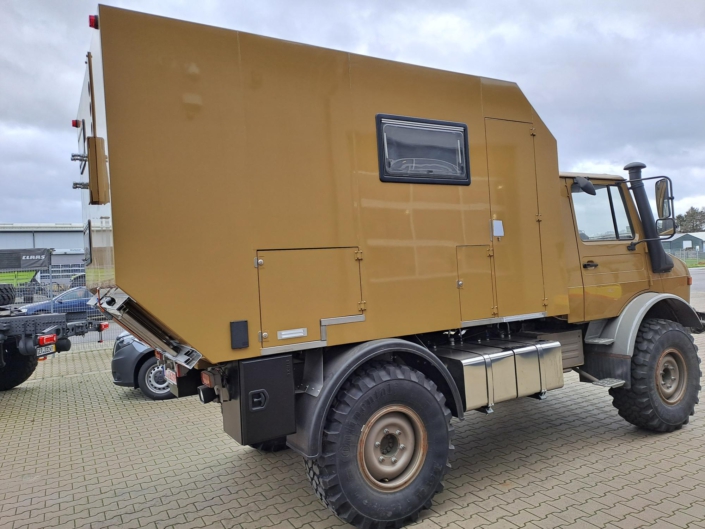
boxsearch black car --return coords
[112,332,173,400]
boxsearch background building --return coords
[662,232,705,252]
[0,223,84,283]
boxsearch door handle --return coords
[582,261,599,269]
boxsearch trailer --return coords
[74,7,703,528]
[0,294,109,391]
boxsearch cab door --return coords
[570,180,650,320]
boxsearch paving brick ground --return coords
[2,302,705,529]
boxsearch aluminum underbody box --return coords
[436,335,563,411]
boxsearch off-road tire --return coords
[0,342,38,391]
[304,362,453,529]
[610,318,701,432]
[0,283,16,306]
[249,437,289,452]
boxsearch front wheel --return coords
[137,356,174,400]
[610,318,701,432]
[305,362,453,528]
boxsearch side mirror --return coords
[655,178,671,219]
[656,218,675,236]
[574,176,596,196]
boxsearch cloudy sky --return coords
[1,0,703,223]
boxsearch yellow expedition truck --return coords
[74,7,703,528]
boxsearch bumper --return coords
[111,337,154,388]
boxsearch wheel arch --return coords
[286,338,464,460]
[132,352,154,389]
[583,293,701,388]
[586,293,701,358]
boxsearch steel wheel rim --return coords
[656,348,687,405]
[146,365,169,394]
[357,404,427,492]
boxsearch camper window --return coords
[376,115,470,185]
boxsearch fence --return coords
[664,249,705,268]
[0,264,123,350]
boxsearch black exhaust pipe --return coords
[624,162,673,273]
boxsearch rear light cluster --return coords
[98,322,109,331]
[37,334,57,346]
[201,371,216,388]
[198,371,217,404]
[687,276,693,286]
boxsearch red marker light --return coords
[201,371,215,388]
[98,322,109,331]
[72,120,80,128]
[37,334,57,346]
[89,15,99,29]
[154,351,163,361]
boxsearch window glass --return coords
[571,184,634,241]
[61,289,82,301]
[377,115,469,184]
[612,188,634,239]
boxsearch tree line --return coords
[676,207,705,233]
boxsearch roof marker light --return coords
[71,120,80,128]
[89,15,99,29]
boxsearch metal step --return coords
[592,378,625,388]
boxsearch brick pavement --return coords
[2,332,705,528]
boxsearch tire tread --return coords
[610,318,701,432]
[304,361,453,529]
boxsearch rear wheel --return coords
[0,341,38,391]
[0,283,16,306]
[137,356,174,400]
[610,318,701,432]
[305,362,453,528]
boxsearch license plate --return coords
[165,368,177,385]
[36,344,56,356]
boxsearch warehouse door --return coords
[257,248,363,348]
[485,119,545,317]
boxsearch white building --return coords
[0,223,85,282]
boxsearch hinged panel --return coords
[485,119,545,316]
[257,247,362,347]
[457,245,495,322]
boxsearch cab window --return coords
[571,183,634,241]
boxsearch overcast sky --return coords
[1,0,703,223]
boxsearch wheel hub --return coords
[146,365,169,393]
[656,348,687,405]
[358,405,427,492]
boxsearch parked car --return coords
[19,287,102,319]
[112,332,173,400]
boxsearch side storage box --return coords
[222,355,296,445]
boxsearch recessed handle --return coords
[582,261,599,269]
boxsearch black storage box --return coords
[222,354,296,445]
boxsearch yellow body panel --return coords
[257,248,362,347]
[457,246,495,321]
[78,7,690,364]
[485,119,545,317]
